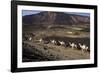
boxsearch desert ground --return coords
[22,24,90,62]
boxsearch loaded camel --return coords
[79,43,89,52]
[58,41,65,46]
[50,40,57,45]
[69,42,77,49]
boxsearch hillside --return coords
[22,11,90,25]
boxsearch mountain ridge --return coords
[22,11,90,25]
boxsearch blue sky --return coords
[22,10,90,16]
[22,10,41,16]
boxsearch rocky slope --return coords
[22,11,90,25]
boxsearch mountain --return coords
[22,11,90,25]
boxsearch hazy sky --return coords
[22,10,90,16]
[22,10,41,16]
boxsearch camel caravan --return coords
[36,38,90,53]
[23,33,90,53]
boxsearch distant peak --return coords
[23,11,90,25]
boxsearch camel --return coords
[69,42,77,49]
[58,41,65,46]
[50,40,56,45]
[79,43,88,52]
